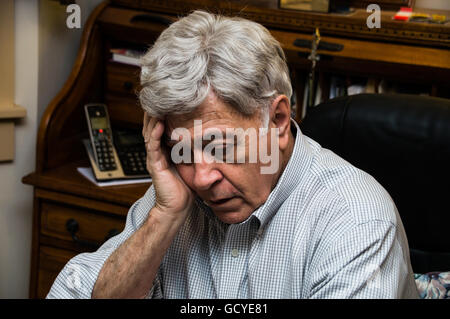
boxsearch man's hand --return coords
[143,113,194,220]
[91,114,196,299]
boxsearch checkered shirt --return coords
[47,121,419,299]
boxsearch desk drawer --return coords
[106,62,140,96]
[106,93,144,125]
[41,201,126,250]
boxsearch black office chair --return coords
[299,93,450,298]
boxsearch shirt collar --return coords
[251,119,314,232]
[195,119,314,231]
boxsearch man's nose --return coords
[192,159,222,191]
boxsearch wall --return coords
[0,0,102,298]
[38,0,103,121]
[0,0,39,299]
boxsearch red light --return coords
[99,129,103,133]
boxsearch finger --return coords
[144,116,159,145]
[142,113,151,142]
[148,119,166,156]
[147,120,169,172]
[143,113,159,142]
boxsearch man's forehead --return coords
[165,109,251,135]
[164,91,259,135]
[166,109,232,128]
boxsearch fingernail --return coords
[154,121,162,132]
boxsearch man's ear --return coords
[269,95,291,150]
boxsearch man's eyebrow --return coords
[164,129,234,146]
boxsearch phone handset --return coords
[84,103,126,181]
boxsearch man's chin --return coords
[213,209,252,225]
[202,197,253,224]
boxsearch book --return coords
[77,167,151,187]
[301,76,309,119]
[329,75,347,99]
[110,48,145,66]
[329,76,377,98]
[314,79,322,106]
[378,79,430,96]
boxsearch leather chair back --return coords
[299,93,450,273]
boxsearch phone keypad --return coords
[95,140,117,171]
[118,146,147,175]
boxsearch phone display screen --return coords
[117,133,143,146]
[90,117,108,129]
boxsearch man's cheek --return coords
[175,165,195,188]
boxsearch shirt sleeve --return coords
[308,220,419,299]
[46,186,158,299]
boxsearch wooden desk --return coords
[22,0,450,298]
[23,161,149,298]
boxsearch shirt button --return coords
[231,249,239,258]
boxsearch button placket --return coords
[218,223,249,298]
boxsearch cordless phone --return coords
[85,104,117,171]
[83,103,149,181]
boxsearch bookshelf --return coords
[110,0,450,122]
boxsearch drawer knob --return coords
[123,81,133,91]
[65,218,120,250]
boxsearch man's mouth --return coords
[207,196,236,206]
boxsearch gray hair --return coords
[139,10,292,126]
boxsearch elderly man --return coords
[48,10,418,299]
